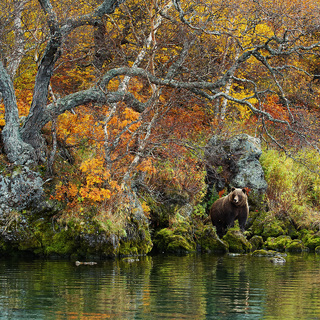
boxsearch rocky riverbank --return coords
[1,134,320,259]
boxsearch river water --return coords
[0,253,319,319]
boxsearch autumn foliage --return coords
[1,0,320,223]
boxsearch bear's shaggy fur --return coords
[210,187,249,237]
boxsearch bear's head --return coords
[229,187,247,206]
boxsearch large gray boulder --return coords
[0,166,45,214]
[205,134,267,210]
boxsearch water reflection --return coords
[0,253,319,319]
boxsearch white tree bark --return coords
[6,0,27,79]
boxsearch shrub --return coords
[260,149,320,230]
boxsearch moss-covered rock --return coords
[285,239,309,253]
[249,235,264,251]
[119,223,153,256]
[246,210,263,232]
[152,212,198,254]
[301,232,320,251]
[315,246,320,254]
[248,211,300,239]
[196,225,229,253]
[222,228,252,253]
[153,228,196,253]
[43,229,78,257]
[261,218,288,238]
[264,235,292,252]
[0,201,153,258]
[252,249,286,257]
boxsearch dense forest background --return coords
[1,0,320,256]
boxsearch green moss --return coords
[249,235,264,251]
[301,232,320,251]
[153,226,196,254]
[248,211,267,235]
[286,239,308,253]
[153,228,174,251]
[196,225,229,253]
[167,235,195,253]
[223,228,252,253]
[249,211,289,239]
[252,249,282,257]
[315,246,320,254]
[173,219,192,234]
[119,228,153,256]
[264,235,292,252]
[119,241,139,256]
[43,230,78,256]
[261,220,287,238]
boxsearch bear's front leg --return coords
[238,216,247,232]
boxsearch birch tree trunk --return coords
[6,0,26,79]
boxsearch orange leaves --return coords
[79,186,111,202]
[57,105,106,147]
[53,101,151,211]
[54,155,120,207]
[262,95,290,123]
[136,158,156,174]
[0,89,31,128]
[55,182,78,204]
[218,189,226,198]
[123,107,140,122]
[80,157,109,179]
[79,157,116,202]
[0,104,5,127]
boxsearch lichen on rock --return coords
[205,134,267,211]
[0,165,45,214]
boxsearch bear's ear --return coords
[231,187,236,191]
[242,188,247,194]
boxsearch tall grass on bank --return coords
[260,149,320,230]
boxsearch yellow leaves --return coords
[68,183,78,198]
[0,104,5,127]
[123,107,139,121]
[254,23,273,38]
[230,86,255,120]
[80,157,106,175]
[55,155,120,206]
[137,158,156,174]
[141,201,151,218]
[57,107,105,146]
[107,77,122,91]
[79,157,112,201]
[0,90,32,129]
[79,186,111,202]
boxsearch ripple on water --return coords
[0,254,319,320]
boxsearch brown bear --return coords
[209,187,249,237]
